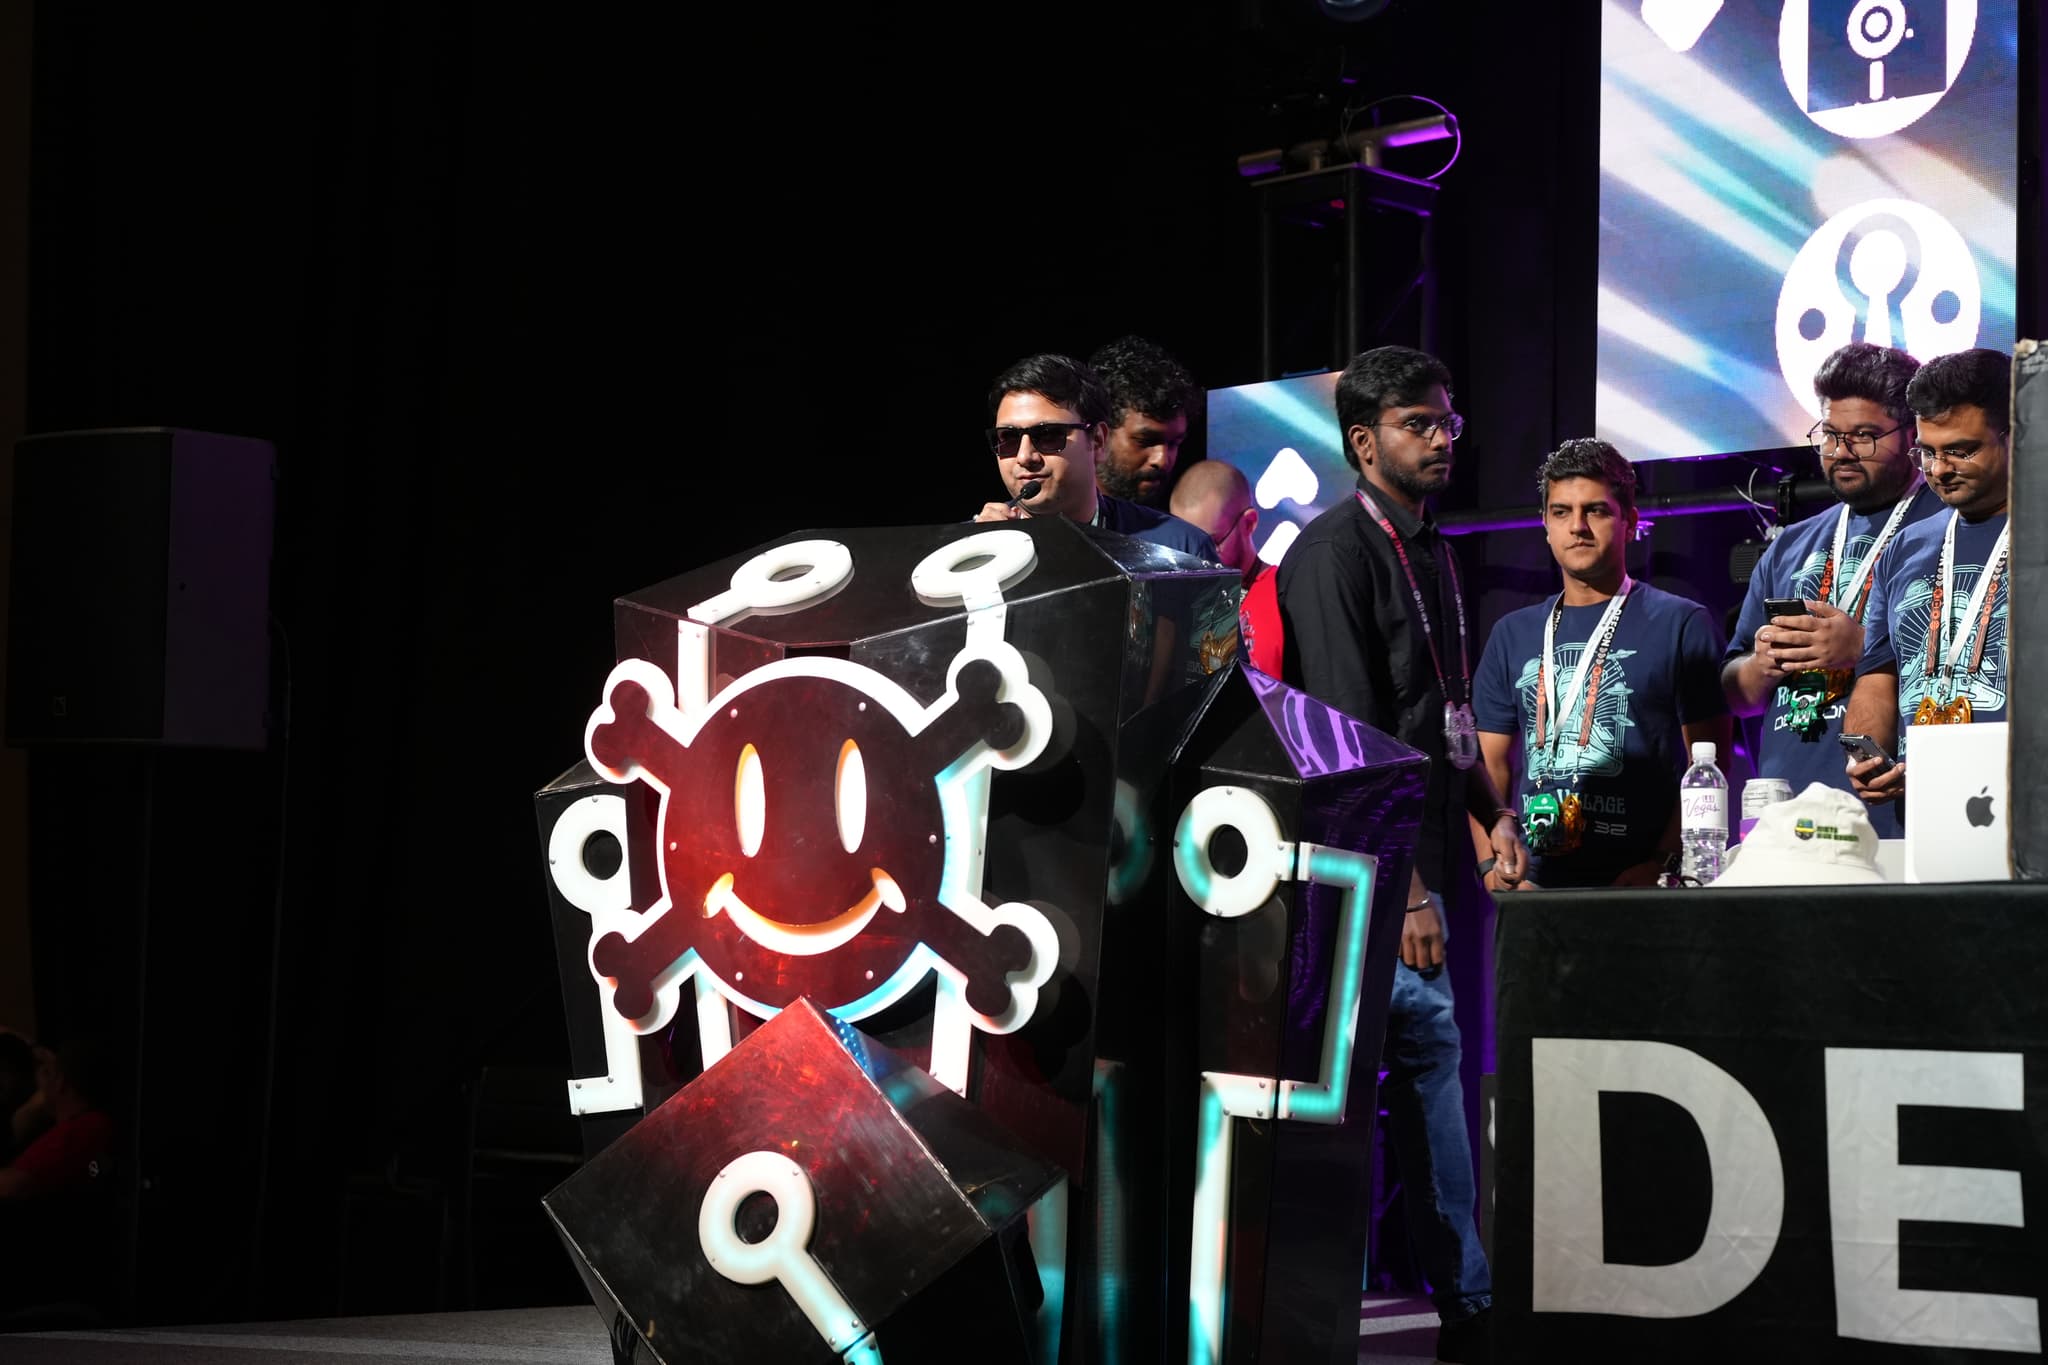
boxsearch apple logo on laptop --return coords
[1966,787,1997,829]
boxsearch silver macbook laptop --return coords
[1905,721,2013,883]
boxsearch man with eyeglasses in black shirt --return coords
[974,353,1218,561]
[1275,345,1523,1364]
[1722,342,1938,836]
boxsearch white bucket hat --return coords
[1710,781,1887,887]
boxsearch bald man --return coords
[1169,460,1259,576]
[1170,461,1285,674]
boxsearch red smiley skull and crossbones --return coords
[582,641,1059,1040]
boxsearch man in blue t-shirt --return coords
[1846,349,2013,809]
[972,353,1219,561]
[1722,343,1939,838]
[1474,440,1731,888]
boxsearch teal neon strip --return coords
[1106,781,1152,906]
[1173,822,1213,908]
[1096,1063,1125,1362]
[1283,847,1375,1123]
[1187,1082,1231,1365]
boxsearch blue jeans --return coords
[1382,958,1492,1320]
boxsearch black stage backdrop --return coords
[16,0,2034,1324]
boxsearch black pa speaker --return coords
[5,427,275,748]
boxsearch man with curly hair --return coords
[1723,342,1937,837]
[1088,335,1198,507]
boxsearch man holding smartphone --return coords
[1844,349,2014,805]
[1722,342,1938,836]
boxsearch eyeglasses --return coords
[988,422,1091,457]
[1910,438,2001,472]
[1808,421,1903,458]
[1374,412,1465,443]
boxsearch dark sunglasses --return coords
[987,422,1091,457]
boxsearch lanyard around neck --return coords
[1929,510,2010,681]
[1537,579,1631,771]
[1825,481,1923,621]
[1354,487,1469,704]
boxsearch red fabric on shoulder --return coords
[1239,564,1282,677]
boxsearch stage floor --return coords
[2,1297,1443,1362]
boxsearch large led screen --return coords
[1204,371,1345,567]
[1597,0,2017,460]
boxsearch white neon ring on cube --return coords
[1175,785,1290,918]
[727,539,853,610]
[698,1149,817,1285]
[911,529,1036,602]
[545,793,630,919]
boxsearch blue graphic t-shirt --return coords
[1858,509,2010,751]
[1725,485,1940,839]
[1474,583,1728,888]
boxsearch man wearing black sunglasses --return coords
[1274,344,1520,1363]
[974,353,1218,561]
[1722,342,1936,838]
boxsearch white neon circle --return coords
[698,1149,867,1353]
[1174,785,1292,918]
[699,1150,817,1284]
[690,538,853,623]
[911,529,1036,603]
[546,793,630,919]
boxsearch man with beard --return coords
[1722,342,1937,836]
[1845,348,2014,806]
[1474,440,1729,888]
[973,352,1218,560]
[1088,336,1196,507]
[1275,345,1525,1364]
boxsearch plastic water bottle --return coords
[1679,741,1728,883]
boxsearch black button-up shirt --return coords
[1275,475,1471,890]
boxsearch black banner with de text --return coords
[1495,885,2048,1362]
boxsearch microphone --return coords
[1010,480,1041,515]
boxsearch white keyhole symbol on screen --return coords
[1848,228,1908,349]
[1253,447,1321,566]
[1846,0,1907,102]
[699,1150,870,1354]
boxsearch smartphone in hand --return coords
[1838,732,1896,775]
[1764,597,1808,620]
